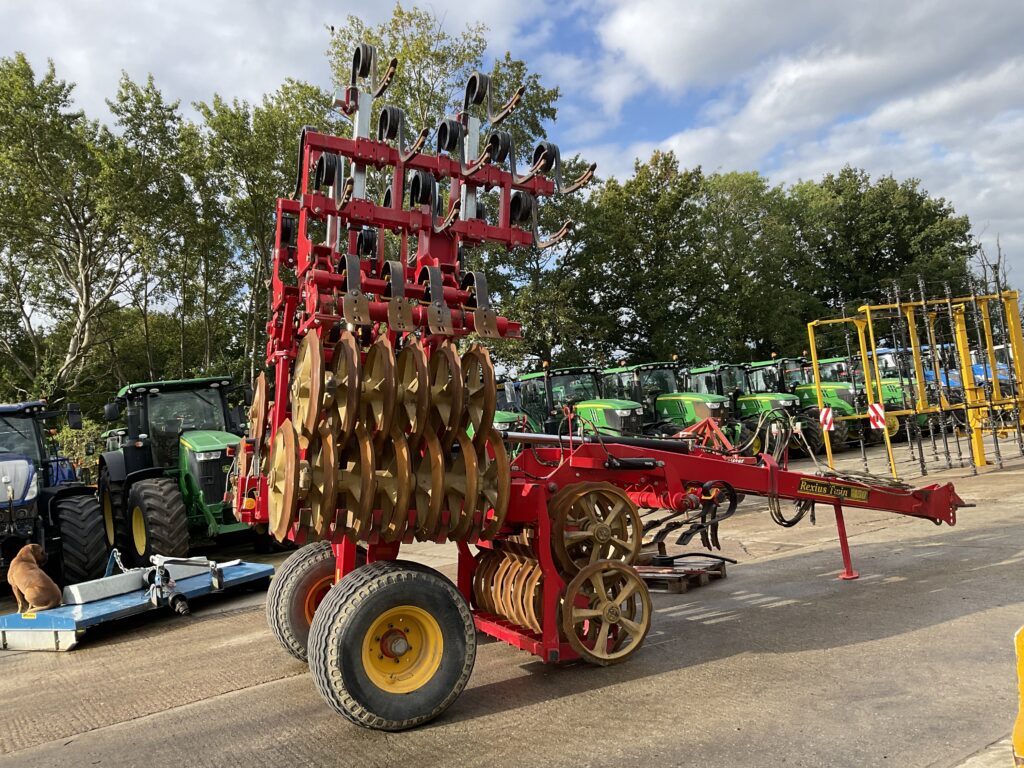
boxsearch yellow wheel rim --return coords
[751,434,763,454]
[103,493,115,546]
[884,414,900,437]
[131,505,146,557]
[361,605,443,694]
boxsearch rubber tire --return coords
[55,494,108,585]
[830,417,850,451]
[731,423,757,456]
[126,477,190,564]
[308,560,476,731]
[99,466,129,551]
[796,414,824,455]
[266,541,366,662]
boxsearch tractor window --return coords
[689,373,718,395]
[718,366,747,392]
[748,366,781,393]
[0,416,42,462]
[781,361,809,387]
[601,372,635,400]
[519,379,548,423]
[147,390,227,435]
[639,369,679,396]
[549,374,599,406]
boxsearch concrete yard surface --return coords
[1,448,1023,767]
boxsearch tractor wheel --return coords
[99,466,129,552]
[126,477,190,565]
[266,541,366,662]
[308,560,476,731]
[796,414,824,455]
[830,418,850,451]
[731,422,759,456]
[55,494,108,585]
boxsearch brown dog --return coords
[8,544,61,614]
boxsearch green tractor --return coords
[811,356,900,443]
[749,358,852,451]
[516,366,644,436]
[98,377,250,565]
[687,363,809,454]
[491,379,539,433]
[600,362,757,451]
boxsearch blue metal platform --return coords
[0,561,274,651]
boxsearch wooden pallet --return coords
[635,559,728,594]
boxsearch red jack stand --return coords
[833,502,859,580]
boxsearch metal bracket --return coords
[461,271,499,338]
[383,260,414,332]
[418,266,453,334]
[341,254,370,326]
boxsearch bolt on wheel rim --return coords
[361,605,444,694]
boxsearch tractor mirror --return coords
[67,403,83,430]
[103,402,121,422]
[85,442,96,456]
[243,387,254,408]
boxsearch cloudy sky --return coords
[3,0,1023,279]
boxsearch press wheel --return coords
[396,338,430,438]
[308,426,339,538]
[561,560,651,666]
[291,334,325,440]
[413,430,445,541]
[428,342,464,446]
[339,424,376,539]
[462,345,496,451]
[249,372,269,447]
[444,431,480,541]
[375,429,413,543]
[360,335,397,441]
[330,331,362,444]
[524,562,543,633]
[550,482,642,574]
[476,429,510,541]
[268,419,300,542]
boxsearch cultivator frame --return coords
[232,41,967,731]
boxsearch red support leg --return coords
[833,502,859,580]
[332,536,359,582]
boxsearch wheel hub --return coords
[592,523,612,544]
[381,629,411,658]
[602,604,621,624]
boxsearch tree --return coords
[0,54,129,399]
[197,79,339,383]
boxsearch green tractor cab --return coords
[491,379,538,433]
[689,363,804,454]
[517,367,644,436]
[99,376,249,565]
[750,358,851,451]
[600,362,756,452]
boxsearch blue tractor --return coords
[0,401,107,585]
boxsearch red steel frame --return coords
[235,87,966,665]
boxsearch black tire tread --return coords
[55,494,107,584]
[266,541,333,662]
[99,466,129,550]
[307,560,476,731]
[129,477,189,559]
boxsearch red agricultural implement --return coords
[231,42,966,731]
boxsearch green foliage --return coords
[53,417,104,484]
[0,3,984,415]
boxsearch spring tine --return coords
[374,57,399,99]
[560,163,598,195]
[535,220,573,250]
[490,85,525,126]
